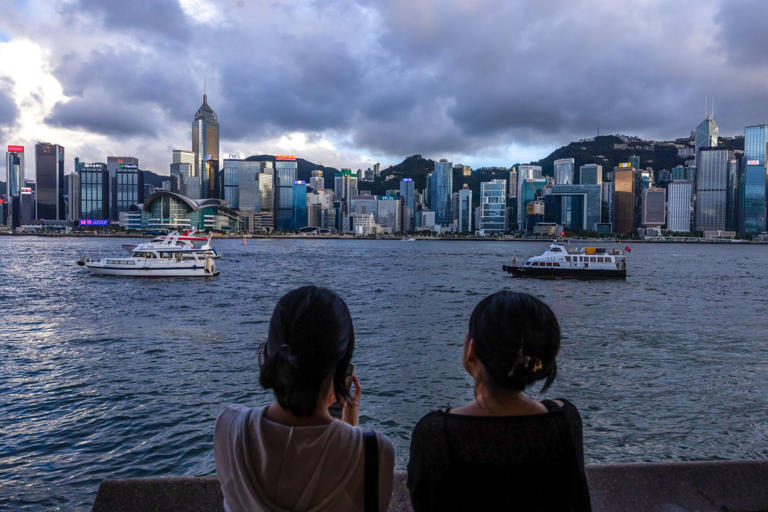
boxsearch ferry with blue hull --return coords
[503,243,627,280]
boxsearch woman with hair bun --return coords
[214,286,394,512]
[407,291,591,512]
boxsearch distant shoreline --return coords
[1,232,766,244]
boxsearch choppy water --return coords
[1,237,767,510]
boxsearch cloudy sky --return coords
[1,0,767,177]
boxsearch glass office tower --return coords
[458,186,472,233]
[695,147,729,231]
[275,156,297,230]
[399,178,415,232]
[35,142,65,220]
[579,163,602,185]
[613,165,636,234]
[429,159,453,226]
[554,158,574,185]
[740,125,767,234]
[192,95,220,198]
[77,161,110,221]
[292,181,307,231]
[479,179,507,235]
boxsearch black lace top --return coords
[407,399,591,512]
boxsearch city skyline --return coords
[2,0,768,176]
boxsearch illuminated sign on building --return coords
[294,180,306,185]
[747,160,760,166]
[79,219,109,226]
[275,155,297,161]
[618,162,631,168]
[21,187,33,194]
[120,163,138,169]
[7,145,24,152]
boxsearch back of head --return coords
[259,286,354,416]
[469,291,560,392]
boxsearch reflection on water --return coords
[2,237,767,510]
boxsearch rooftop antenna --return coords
[712,97,714,119]
[203,76,207,104]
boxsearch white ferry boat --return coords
[122,229,221,259]
[78,248,219,278]
[503,243,627,279]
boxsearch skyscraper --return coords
[727,157,740,232]
[579,163,602,185]
[107,156,142,219]
[399,178,415,232]
[695,147,729,231]
[641,188,666,227]
[171,149,196,196]
[35,142,65,220]
[192,94,220,198]
[292,180,307,231]
[613,164,636,234]
[77,160,109,222]
[479,179,506,235]
[516,165,543,227]
[275,155,297,230]
[458,185,472,233]
[507,167,517,198]
[695,113,718,152]
[667,181,692,232]
[554,158,574,185]
[5,145,24,227]
[629,155,640,172]
[310,170,325,191]
[740,125,767,234]
[429,159,453,226]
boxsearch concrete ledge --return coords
[93,460,768,512]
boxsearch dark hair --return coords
[259,286,354,417]
[469,291,560,392]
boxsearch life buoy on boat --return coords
[205,257,214,275]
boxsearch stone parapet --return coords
[92,459,768,512]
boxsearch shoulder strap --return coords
[363,430,379,512]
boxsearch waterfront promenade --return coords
[92,460,768,512]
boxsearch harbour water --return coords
[2,237,767,511]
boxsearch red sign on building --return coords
[7,145,24,152]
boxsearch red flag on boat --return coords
[624,245,631,252]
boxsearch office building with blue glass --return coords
[696,147,729,231]
[76,160,110,222]
[543,184,601,232]
[400,178,415,232]
[740,125,767,234]
[429,159,453,226]
[275,156,298,231]
[292,181,307,231]
[458,186,472,233]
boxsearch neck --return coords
[467,381,546,416]
[266,401,333,427]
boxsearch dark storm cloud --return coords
[35,0,768,158]
[46,92,160,136]
[70,0,191,41]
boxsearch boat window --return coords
[597,257,604,262]
[550,247,561,252]
[546,262,553,267]
[553,262,560,267]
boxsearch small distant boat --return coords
[401,237,416,241]
[242,236,248,246]
[503,243,627,280]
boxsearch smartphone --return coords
[329,363,354,419]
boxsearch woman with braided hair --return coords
[407,291,591,511]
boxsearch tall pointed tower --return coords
[192,94,220,198]
[695,98,718,152]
